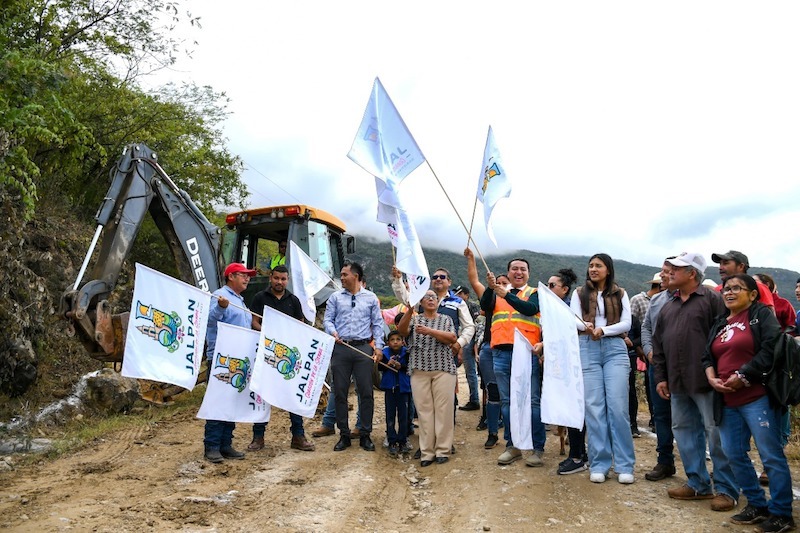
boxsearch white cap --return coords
[667,252,707,273]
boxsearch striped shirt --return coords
[323,287,385,350]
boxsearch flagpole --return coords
[340,341,398,373]
[466,194,479,250]
[426,161,490,272]
[391,243,396,264]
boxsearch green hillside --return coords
[348,237,800,308]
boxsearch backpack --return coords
[765,332,800,406]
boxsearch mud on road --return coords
[1,373,796,532]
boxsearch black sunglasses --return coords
[431,274,448,280]
[351,294,356,308]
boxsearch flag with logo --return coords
[386,223,399,248]
[348,77,425,188]
[510,329,533,450]
[476,126,511,246]
[196,322,271,423]
[288,241,334,323]
[538,282,584,429]
[121,263,211,390]
[249,306,335,418]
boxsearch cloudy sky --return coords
[154,1,800,271]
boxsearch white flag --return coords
[375,175,402,224]
[538,282,584,430]
[386,223,399,248]
[196,322,271,423]
[122,263,211,390]
[348,77,425,183]
[510,329,533,450]
[250,307,334,418]
[476,126,512,246]
[394,207,430,307]
[288,241,334,323]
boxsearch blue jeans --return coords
[253,412,305,438]
[479,343,500,435]
[648,365,675,466]
[204,420,235,450]
[493,347,545,451]
[462,337,479,404]
[579,336,635,475]
[385,390,411,444]
[720,395,793,516]
[670,391,738,501]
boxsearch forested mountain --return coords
[349,237,800,306]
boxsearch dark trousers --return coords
[332,342,374,436]
[204,420,235,450]
[568,425,587,461]
[648,364,675,465]
[628,353,639,430]
[385,389,411,444]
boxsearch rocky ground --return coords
[2,372,796,533]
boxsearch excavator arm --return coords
[60,144,223,365]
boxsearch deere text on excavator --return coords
[60,143,354,401]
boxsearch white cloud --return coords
[151,0,800,270]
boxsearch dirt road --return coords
[0,374,793,532]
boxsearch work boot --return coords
[204,448,224,463]
[220,446,245,459]
[645,463,676,481]
[497,446,522,465]
[333,435,351,451]
[311,426,335,438]
[290,435,315,451]
[359,434,376,451]
[247,437,265,451]
[525,449,544,467]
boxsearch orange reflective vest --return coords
[490,285,541,347]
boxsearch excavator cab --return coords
[221,205,354,309]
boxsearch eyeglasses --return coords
[547,282,561,289]
[351,294,356,308]
[234,272,252,278]
[422,294,438,301]
[722,285,749,294]
[431,274,448,280]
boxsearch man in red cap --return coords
[203,262,256,463]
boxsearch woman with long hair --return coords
[569,254,635,483]
[702,274,793,532]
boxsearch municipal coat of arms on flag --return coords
[250,306,334,418]
[196,322,271,423]
[121,263,211,390]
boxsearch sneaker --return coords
[589,472,606,483]
[400,441,413,454]
[383,437,389,448]
[497,446,522,465]
[311,426,335,438]
[219,446,245,459]
[667,484,714,500]
[631,428,641,438]
[388,442,399,457]
[484,433,499,449]
[730,504,769,525]
[758,514,796,533]
[618,473,635,484]
[459,401,480,411]
[476,418,488,431]
[710,493,736,512]
[644,463,676,481]
[558,458,588,475]
[525,450,544,467]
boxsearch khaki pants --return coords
[411,370,457,461]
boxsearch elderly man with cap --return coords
[652,252,739,512]
[712,250,774,310]
[203,262,256,463]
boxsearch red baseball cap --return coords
[224,263,257,278]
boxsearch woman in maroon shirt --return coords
[703,274,793,532]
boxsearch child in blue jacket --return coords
[381,330,412,456]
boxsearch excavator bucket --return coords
[94,301,128,363]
